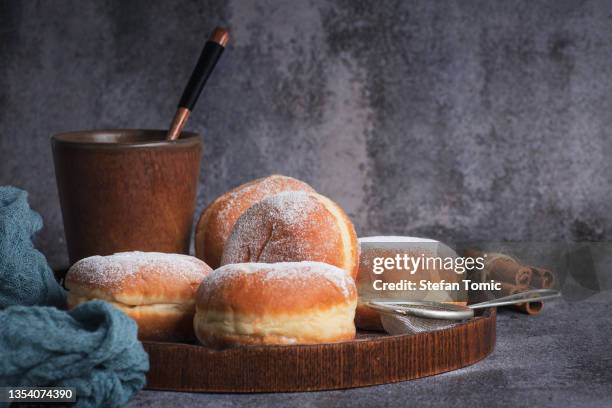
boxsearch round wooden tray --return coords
[142,307,496,392]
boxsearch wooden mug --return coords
[51,129,202,265]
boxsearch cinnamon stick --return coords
[462,248,554,315]
[486,256,533,286]
[531,267,555,289]
[513,300,544,315]
[498,282,543,315]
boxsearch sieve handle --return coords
[469,288,561,310]
[367,301,474,321]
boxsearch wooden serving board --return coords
[143,307,496,392]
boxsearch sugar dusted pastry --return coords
[194,261,358,347]
[195,175,315,268]
[65,251,212,341]
[221,191,359,279]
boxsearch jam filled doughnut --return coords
[195,175,315,268]
[220,191,359,279]
[194,262,357,347]
[65,251,212,341]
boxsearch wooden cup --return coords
[51,129,202,265]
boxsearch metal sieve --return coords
[367,288,561,334]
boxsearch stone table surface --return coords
[127,296,612,408]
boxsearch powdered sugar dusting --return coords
[264,191,315,225]
[207,261,355,297]
[222,191,339,266]
[213,176,314,239]
[67,251,209,289]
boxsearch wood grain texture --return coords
[143,308,496,392]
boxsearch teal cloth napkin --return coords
[0,301,149,408]
[0,186,65,308]
[0,186,149,407]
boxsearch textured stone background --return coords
[1,0,611,268]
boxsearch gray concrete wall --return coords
[1,0,610,268]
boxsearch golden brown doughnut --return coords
[220,191,359,279]
[195,175,315,268]
[65,251,212,341]
[194,262,357,347]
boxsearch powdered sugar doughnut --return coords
[65,251,212,341]
[220,191,359,279]
[194,262,357,347]
[195,175,315,268]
